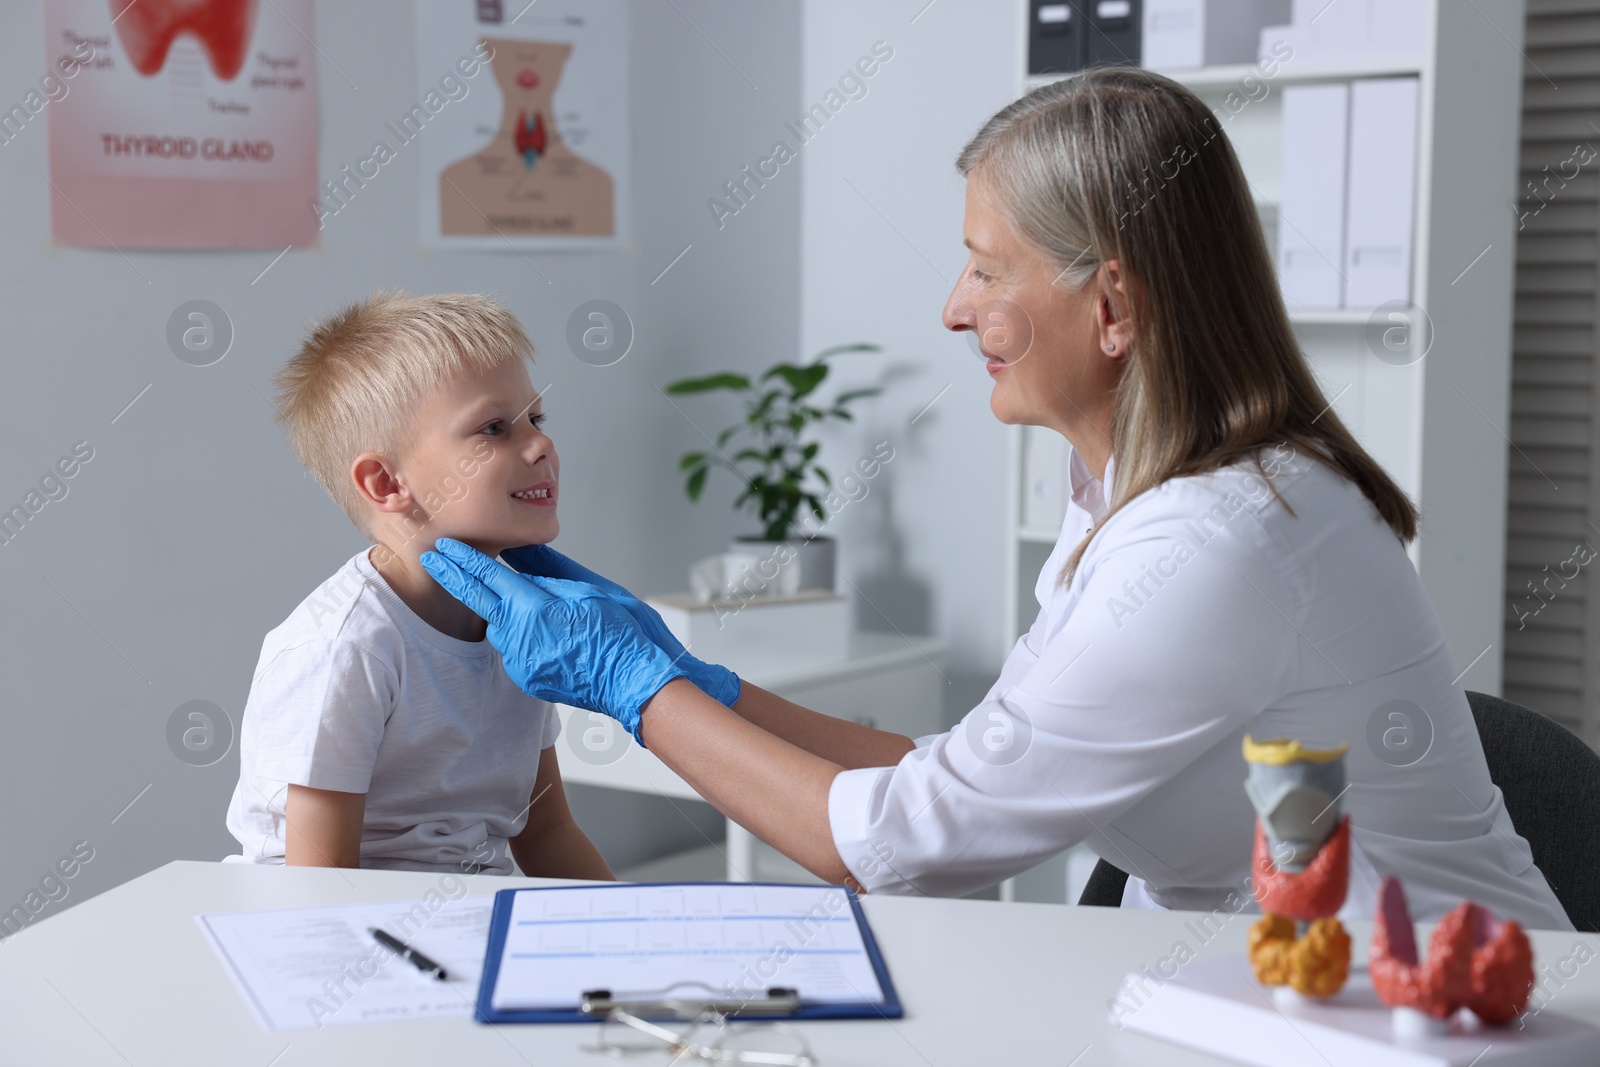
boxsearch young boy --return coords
[224,291,612,880]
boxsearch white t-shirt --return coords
[828,443,1575,930]
[225,548,560,874]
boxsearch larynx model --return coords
[1243,736,1353,999]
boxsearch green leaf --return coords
[678,452,706,472]
[802,442,819,461]
[806,495,827,521]
[833,388,882,406]
[813,466,831,486]
[762,363,829,399]
[748,389,782,424]
[759,362,802,383]
[715,426,739,449]
[664,373,751,395]
[686,466,709,501]
[732,448,765,464]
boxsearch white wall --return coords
[799,0,1028,720]
[0,0,805,917]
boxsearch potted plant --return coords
[665,343,882,591]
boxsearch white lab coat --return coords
[827,441,1574,930]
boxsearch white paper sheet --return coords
[490,884,886,1011]
[198,896,493,1033]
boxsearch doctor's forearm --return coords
[729,683,916,769]
[640,679,853,884]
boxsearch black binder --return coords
[1085,0,1141,67]
[1028,0,1085,75]
[1029,0,1143,75]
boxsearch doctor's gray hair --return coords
[956,67,1417,587]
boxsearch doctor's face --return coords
[941,176,1124,435]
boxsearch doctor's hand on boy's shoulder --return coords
[498,543,741,709]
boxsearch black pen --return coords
[369,927,449,981]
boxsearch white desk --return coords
[555,633,947,882]
[13,862,1596,1065]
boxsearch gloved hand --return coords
[499,543,742,709]
[420,538,687,744]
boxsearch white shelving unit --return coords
[999,0,1528,903]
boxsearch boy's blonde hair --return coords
[275,290,534,536]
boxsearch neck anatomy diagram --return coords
[109,0,260,81]
[439,36,615,238]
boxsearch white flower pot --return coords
[729,535,836,592]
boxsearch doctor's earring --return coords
[1105,342,1115,353]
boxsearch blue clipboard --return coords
[474,881,904,1024]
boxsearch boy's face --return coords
[382,359,558,556]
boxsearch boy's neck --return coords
[367,542,490,643]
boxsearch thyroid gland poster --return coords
[411,0,628,251]
[45,0,319,250]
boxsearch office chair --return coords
[1076,691,1600,933]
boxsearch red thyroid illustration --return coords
[1369,876,1535,1024]
[109,0,260,81]
[515,110,547,167]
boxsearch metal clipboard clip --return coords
[580,981,801,1019]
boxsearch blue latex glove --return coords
[419,538,688,743]
[499,543,742,709]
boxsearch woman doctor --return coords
[422,67,1571,929]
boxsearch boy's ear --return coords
[351,453,413,513]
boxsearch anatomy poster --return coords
[414,0,628,251]
[45,0,319,250]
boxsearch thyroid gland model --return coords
[1369,875,1535,1032]
[109,0,259,82]
[1242,735,1537,1033]
[1243,736,1354,999]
